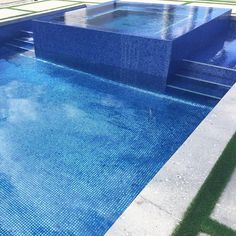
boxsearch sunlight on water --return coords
[0,51,210,235]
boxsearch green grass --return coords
[201,218,236,236]
[183,0,236,3]
[172,133,236,236]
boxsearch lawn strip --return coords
[201,218,236,236]
[172,133,236,236]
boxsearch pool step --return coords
[6,43,34,52]
[167,58,236,102]
[6,42,33,52]
[230,17,236,31]
[179,59,236,84]
[5,31,35,54]
[177,70,236,87]
[167,74,229,99]
[15,37,34,44]
[20,30,34,38]
[174,74,231,88]
[7,39,34,50]
[165,86,219,107]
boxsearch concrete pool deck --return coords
[0,0,236,235]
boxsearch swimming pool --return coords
[0,44,211,235]
[1,1,235,235]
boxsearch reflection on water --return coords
[51,3,228,40]
[189,28,236,69]
[0,50,211,235]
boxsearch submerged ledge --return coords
[106,83,236,235]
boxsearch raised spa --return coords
[33,2,231,92]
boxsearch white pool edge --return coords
[106,83,236,236]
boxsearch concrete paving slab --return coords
[211,170,236,230]
[0,0,36,6]
[0,8,28,19]
[13,0,77,12]
[105,195,179,236]
[117,0,184,4]
[188,2,236,14]
[79,0,105,2]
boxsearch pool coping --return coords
[106,83,236,235]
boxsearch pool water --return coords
[0,47,210,235]
[53,3,230,40]
[189,27,236,69]
[86,9,187,37]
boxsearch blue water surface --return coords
[52,3,230,40]
[0,48,211,235]
[189,27,236,69]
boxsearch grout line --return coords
[183,2,191,5]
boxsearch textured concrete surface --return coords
[106,85,236,235]
[116,0,183,4]
[0,0,37,5]
[14,0,77,12]
[211,170,236,230]
[0,1,84,24]
[188,2,236,14]
[0,8,27,19]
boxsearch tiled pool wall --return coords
[170,11,231,73]
[33,2,173,92]
[32,2,231,92]
[33,20,172,92]
[0,20,31,43]
[231,16,236,29]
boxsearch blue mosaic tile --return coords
[0,47,211,235]
[33,21,171,92]
[33,2,231,92]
